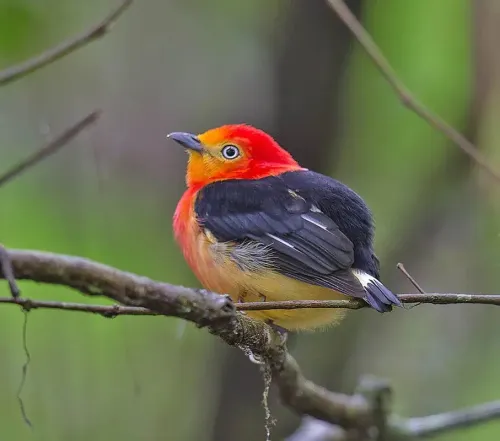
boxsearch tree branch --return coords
[392,399,500,438]
[292,399,500,441]
[0,0,132,87]
[1,248,500,440]
[0,111,101,188]
[0,248,375,429]
[325,0,500,184]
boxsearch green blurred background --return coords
[1,0,499,440]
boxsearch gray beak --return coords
[167,132,203,152]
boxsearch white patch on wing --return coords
[352,269,375,288]
[267,233,296,249]
[310,205,322,213]
[301,213,328,230]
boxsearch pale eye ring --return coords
[221,144,240,160]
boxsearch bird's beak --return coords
[167,132,203,153]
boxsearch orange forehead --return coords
[197,125,233,146]
[197,124,260,148]
[196,124,297,159]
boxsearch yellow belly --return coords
[193,241,347,331]
[179,216,349,331]
[201,267,348,331]
[238,272,348,331]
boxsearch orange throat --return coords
[173,187,199,263]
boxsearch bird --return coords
[168,124,401,332]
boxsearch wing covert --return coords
[195,176,366,297]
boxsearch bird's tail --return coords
[352,270,402,313]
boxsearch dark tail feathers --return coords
[364,278,402,313]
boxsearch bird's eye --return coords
[221,144,240,160]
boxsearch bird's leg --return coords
[258,293,289,344]
[238,288,249,304]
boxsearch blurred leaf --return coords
[0,1,45,61]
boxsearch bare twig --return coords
[0,293,499,316]
[0,111,101,188]
[325,0,500,184]
[397,263,426,294]
[0,245,20,297]
[237,294,500,309]
[0,297,152,317]
[397,264,426,310]
[292,399,500,441]
[0,0,132,87]
[392,399,500,438]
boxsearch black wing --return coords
[194,172,367,298]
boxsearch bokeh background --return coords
[1,0,499,440]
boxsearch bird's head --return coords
[167,124,302,188]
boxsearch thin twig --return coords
[0,111,101,188]
[0,245,20,297]
[237,294,500,309]
[293,399,500,441]
[0,297,152,317]
[397,263,426,294]
[0,293,499,316]
[325,0,500,184]
[0,0,133,87]
[397,263,426,310]
[392,399,500,438]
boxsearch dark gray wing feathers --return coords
[195,176,367,298]
[195,171,401,311]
